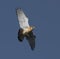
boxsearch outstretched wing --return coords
[18,29,24,42]
[25,31,36,50]
[16,8,30,30]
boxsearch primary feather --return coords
[16,8,30,30]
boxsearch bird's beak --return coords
[32,26,35,29]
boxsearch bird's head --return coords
[23,26,35,34]
[30,26,35,30]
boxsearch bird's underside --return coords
[18,29,36,50]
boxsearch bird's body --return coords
[22,26,33,34]
[16,8,36,50]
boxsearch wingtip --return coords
[31,47,35,51]
[16,8,22,15]
[16,8,22,11]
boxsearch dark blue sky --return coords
[0,0,60,59]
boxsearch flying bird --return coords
[16,8,36,50]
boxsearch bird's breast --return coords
[23,27,32,34]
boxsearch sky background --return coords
[0,0,60,59]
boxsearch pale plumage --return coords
[16,8,30,30]
[16,8,35,34]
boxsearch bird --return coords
[16,8,36,50]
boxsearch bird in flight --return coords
[16,8,36,50]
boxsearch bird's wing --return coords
[16,8,30,30]
[18,29,24,42]
[25,31,36,50]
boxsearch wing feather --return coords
[25,31,36,50]
[16,8,30,29]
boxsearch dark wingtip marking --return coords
[18,29,24,42]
